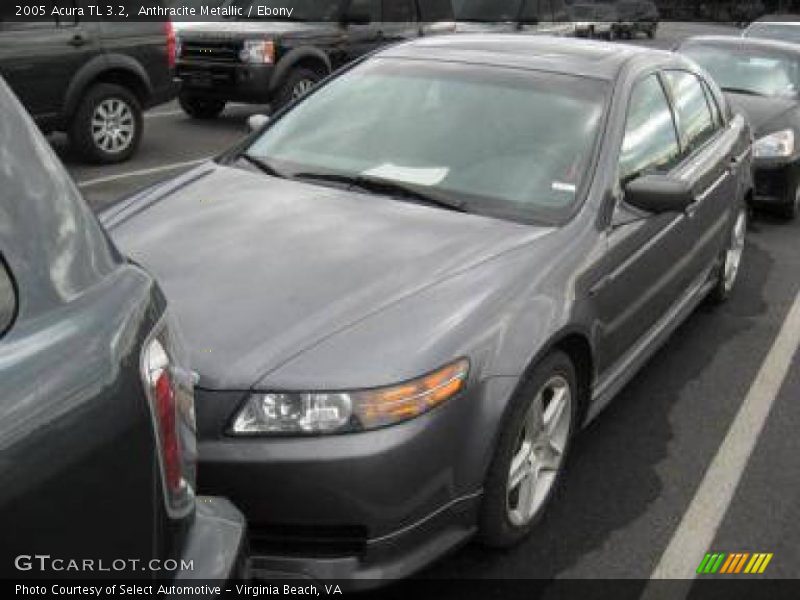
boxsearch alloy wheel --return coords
[506,375,572,527]
[91,98,135,154]
[292,79,316,99]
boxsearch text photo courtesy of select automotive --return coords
[2,1,800,598]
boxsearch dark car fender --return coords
[63,53,153,119]
[269,46,332,93]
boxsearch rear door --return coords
[0,2,99,126]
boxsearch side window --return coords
[382,0,415,22]
[0,256,16,338]
[663,71,718,155]
[619,74,680,182]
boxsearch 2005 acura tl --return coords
[106,36,753,583]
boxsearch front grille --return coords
[249,523,368,558]
[181,41,241,63]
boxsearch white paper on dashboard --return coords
[363,163,449,186]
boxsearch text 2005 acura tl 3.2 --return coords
[106,36,753,583]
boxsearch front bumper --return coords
[194,377,519,585]
[176,61,275,103]
[176,496,248,582]
[752,157,799,207]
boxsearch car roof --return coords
[381,34,674,81]
[682,34,800,56]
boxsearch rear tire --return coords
[478,351,578,548]
[179,94,226,119]
[69,83,142,164]
[709,201,747,304]
[780,181,800,220]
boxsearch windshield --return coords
[229,0,342,20]
[244,58,608,224]
[745,22,800,45]
[681,44,800,97]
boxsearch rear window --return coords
[0,256,16,337]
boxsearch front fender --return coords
[63,54,153,119]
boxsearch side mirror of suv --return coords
[247,114,270,133]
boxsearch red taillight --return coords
[154,368,181,494]
[142,324,196,518]
[165,21,177,69]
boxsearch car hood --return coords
[725,92,799,137]
[107,164,549,390]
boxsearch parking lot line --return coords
[77,158,210,189]
[646,289,800,584]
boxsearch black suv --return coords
[0,15,177,163]
[175,0,454,118]
[0,74,246,581]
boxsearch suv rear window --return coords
[0,256,16,337]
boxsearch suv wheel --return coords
[69,83,142,164]
[274,67,324,111]
[478,351,578,548]
[179,94,227,119]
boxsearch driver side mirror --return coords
[247,114,270,133]
[623,174,695,214]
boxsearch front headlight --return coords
[753,129,795,158]
[239,39,275,65]
[230,358,470,435]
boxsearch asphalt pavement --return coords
[61,22,800,585]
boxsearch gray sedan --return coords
[106,36,753,583]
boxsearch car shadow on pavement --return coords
[408,237,773,587]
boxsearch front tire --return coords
[69,83,142,164]
[780,180,800,220]
[179,94,226,119]
[709,202,747,304]
[478,351,578,548]
[273,67,324,111]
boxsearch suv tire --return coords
[274,67,324,111]
[179,94,227,119]
[69,83,143,165]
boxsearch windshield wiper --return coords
[293,172,467,213]
[238,153,286,179]
[721,86,766,97]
